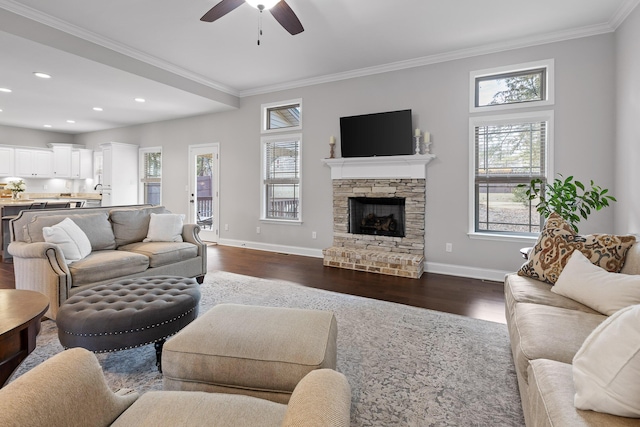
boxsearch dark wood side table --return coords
[0,289,49,387]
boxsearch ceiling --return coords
[0,0,637,134]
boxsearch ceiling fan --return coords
[201,0,304,36]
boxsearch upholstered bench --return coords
[56,276,201,371]
[162,303,338,403]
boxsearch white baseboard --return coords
[217,239,324,258]
[425,261,509,282]
[216,240,508,282]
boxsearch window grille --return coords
[140,150,161,205]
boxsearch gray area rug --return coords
[12,271,524,426]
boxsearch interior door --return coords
[188,144,219,242]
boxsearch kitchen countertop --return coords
[0,193,101,207]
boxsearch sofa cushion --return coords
[118,242,197,268]
[621,242,640,275]
[144,213,184,242]
[109,206,168,247]
[24,212,116,250]
[505,273,600,315]
[528,359,638,427]
[573,305,640,418]
[69,250,149,286]
[518,213,636,284]
[509,302,605,386]
[111,391,287,427]
[552,251,640,315]
[43,218,92,264]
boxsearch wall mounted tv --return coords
[340,109,413,158]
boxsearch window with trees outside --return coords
[261,99,302,222]
[140,148,161,205]
[469,60,554,238]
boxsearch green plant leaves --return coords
[516,173,616,232]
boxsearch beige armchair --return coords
[0,348,352,427]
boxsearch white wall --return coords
[72,33,618,279]
[615,5,640,235]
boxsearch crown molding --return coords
[610,0,640,29]
[239,22,615,97]
[0,0,239,97]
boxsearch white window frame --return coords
[469,59,555,113]
[138,146,162,205]
[261,98,302,134]
[468,111,554,243]
[260,133,302,224]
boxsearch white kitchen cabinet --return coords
[71,149,93,179]
[0,146,14,176]
[15,148,53,177]
[52,145,72,177]
[100,142,138,206]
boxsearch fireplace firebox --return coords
[348,197,405,237]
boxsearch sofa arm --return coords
[8,241,71,320]
[282,369,351,427]
[182,224,204,248]
[0,348,138,427]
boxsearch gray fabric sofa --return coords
[8,205,207,320]
[505,243,640,426]
[0,347,352,427]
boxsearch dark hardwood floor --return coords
[0,245,507,323]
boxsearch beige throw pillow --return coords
[552,250,640,315]
[573,304,640,417]
[143,213,184,242]
[518,212,636,284]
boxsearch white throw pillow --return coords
[573,304,640,417]
[42,218,92,264]
[552,250,640,315]
[143,213,184,242]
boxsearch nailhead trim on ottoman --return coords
[162,303,338,404]
[56,276,201,353]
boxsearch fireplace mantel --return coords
[321,154,435,180]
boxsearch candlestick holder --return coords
[414,135,421,155]
[329,143,335,159]
[425,141,432,154]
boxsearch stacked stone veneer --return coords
[323,178,425,278]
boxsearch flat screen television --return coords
[339,109,413,158]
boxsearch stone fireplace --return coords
[321,155,434,278]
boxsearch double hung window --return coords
[139,147,162,205]
[469,60,554,239]
[261,99,302,222]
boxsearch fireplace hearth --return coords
[321,154,434,279]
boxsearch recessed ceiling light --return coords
[43,124,52,128]
[0,88,12,93]
[0,109,3,112]
[93,107,103,111]
[66,120,76,124]
[134,98,146,103]
[33,72,52,79]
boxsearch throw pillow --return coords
[42,218,92,264]
[573,304,640,417]
[552,250,640,315]
[143,213,184,242]
[518,212,636,284]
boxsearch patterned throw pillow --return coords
[518,212,636,284]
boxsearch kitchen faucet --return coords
[93,183,103,193]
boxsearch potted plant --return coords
[519,174,616,233]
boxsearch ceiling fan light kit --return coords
[245,0,280,9]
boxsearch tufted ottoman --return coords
[56,276,201,371]
[162,303,338,404]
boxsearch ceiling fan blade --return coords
[270,0,304,35]
[201,0,245,22]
